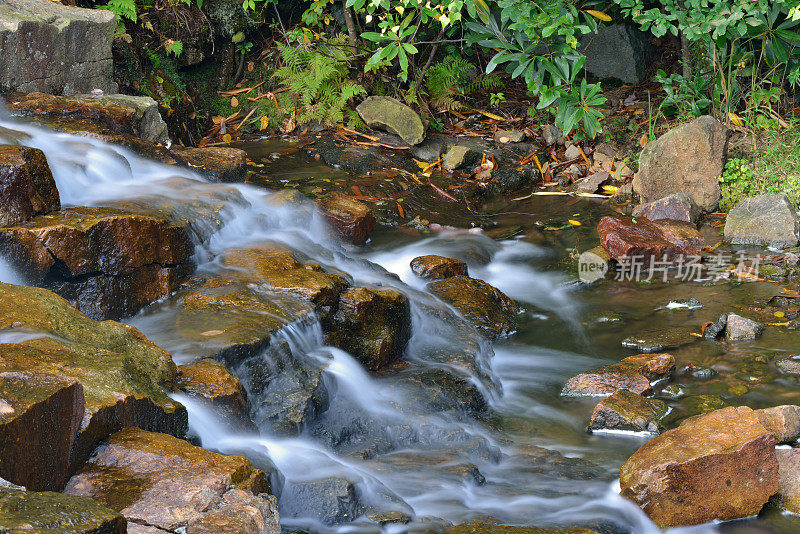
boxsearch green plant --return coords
[489,92,505,106]
[424,55,502,111]
[273,34,367,126]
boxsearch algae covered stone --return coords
[356,96,426,146]
[0,487,126,533]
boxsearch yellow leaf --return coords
[601,185,619,194]
[639,134,648,147]
[775,311,786,318]
[568,219,582,226]
[469,108,505,121]
[729,112,744,127]
[585,10,612,22]
[222,133,232,143]
[260,115,270,130]
[230,96,239,108]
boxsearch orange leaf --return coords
[231,96,239,108]
[639,134,648,147]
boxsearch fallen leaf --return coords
[260,115,270,130]
[222,133,232,143]
[231,96,239,108]
[729,112,744,127]
[201,329,224,336]
[585,9,611,21]
[639,134,648,147]
[568,219,582,226]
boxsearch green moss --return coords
[0,488,125,533]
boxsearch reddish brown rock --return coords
[597,216,703,263]
[316,192,376,245]
[620,406,779,527]
[171,146,248,182]
[631,193,698,224]
[427,276,518,339]
[562,353,675,397]
[588,390,668,433]
[410,255,469,280]
[65,428,278,533]
[0,145,60,227]
[0,206,193,319]
[0,372,84,490]
[178,359,255,432]
[327,286,411,371]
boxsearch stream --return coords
[2,111,800,534]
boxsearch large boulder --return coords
[562,353,675,397]
[579,23,652,84]
[0,1,117,94]
[315,192,376,245]
[0,487,126,533]
[0,145,60,227]
[633,116,728,212]
[427,275,518,339]
[0,283,187,477]
[356,96,426,146]
[619,406,779,527]
[724,193,800,248]
[327,286,411,371]
[0,206,194,319]
[4,92,169,145]
[0,372,84,491]
[597,216,703,263]
[65,428,279,534]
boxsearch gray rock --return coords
[411,134,447,162]
[725,313,763,341]
[632,192,699,224]
[564,144,583,160]
[580,24,653,84]
[777,355,800,375]
[589,390,668,433]
[577,171,609,194]
[633,116,728,212]
[542,124,563,146]
[621,328,697,353]
[356,96,426,145]
[493,129,525,144]
[442,145,472,171]
[724,194,800,248]
[0,0,117,95]
[704,314,728,339]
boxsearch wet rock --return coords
[493,130,525,144]
[619,406,779,527]
[579,23,652,84]
[411,134,447,162]
[171,146,248,182]
[442,145,473,171]
[356,96,426,146]
[427,275,518,339]
[0,487,126,533]
[725,313,763,341]
[561,353,675,397]
[0,145,60,227]
[65,428,277,533]
[0,283,187,473]
[597,216,703,263]
[0,206,194,320]
[777,355,800,375]
[724,194,800,248]
[703,313,728,339]
[621,328,697,353]
[4,92,168,145]
[327,286,411,372]
[410,255,469,280]
[0,372,83,490]
[588,390,668,433]
[775,448,800,513]
[280,477,363,525]
[0,2,117,94]
[631,192,698,224]
[756,405,800,443]
[442,523,600,534]
[177,360,256,433]
[316,192,376,245]
[576,171,609,194]
[633,116,728,212]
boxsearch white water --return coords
[0,112,722,533]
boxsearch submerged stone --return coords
[65,428,278,533]
[0,487,126,533]
[0,145,60,227]
[621,328,697,353]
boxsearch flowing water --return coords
[2,111,800,534]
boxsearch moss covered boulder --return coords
[0,206,194,319]
[327,286,411,371]
[410,255,468,280]
[356,96,426,146]
[562,353,675,397]
[0,487,126,533]
[65,428,279,533]
[427,275,518,339]
[0,283,186,475]
[0,372,83,490]
[0,145,60,227]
